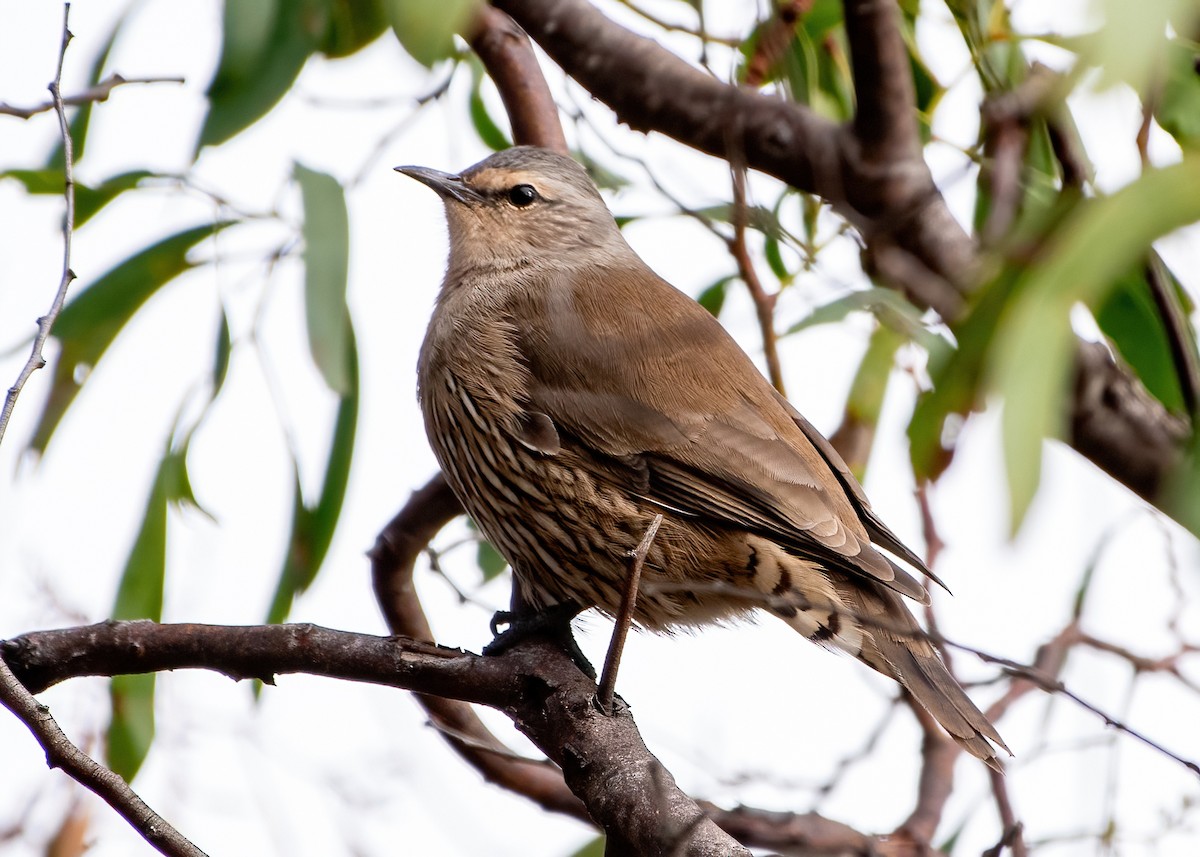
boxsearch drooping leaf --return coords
[28,222,233,454]
[1094,261,1188,413]
[570,835,606,857]
[389,0,479,68]
[108,673,155,782]
[213,307,232,396]
[696,275,735,318]
[266,325,359,624]
[199,0,328,150]
[990,155,1200,532]
[295,162,352,394]
[477,539,508,582]
[1156,38,1200,150]
[106,443,199,782]
[323,0,389,58]
[2,169,154,227]
[468,60,511,151]
[830,324,905,480]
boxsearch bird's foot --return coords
[485,602,595,679]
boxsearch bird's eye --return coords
[508,184,539,207]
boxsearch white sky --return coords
[1,1,1199,855]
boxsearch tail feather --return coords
[775,574,1009,769]
[849,586,1008,769]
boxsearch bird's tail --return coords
[780,581,1009,769]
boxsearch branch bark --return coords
[492,0,1192,519]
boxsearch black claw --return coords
[483,602,596,678]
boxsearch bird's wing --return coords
[518,268,929,603]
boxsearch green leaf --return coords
[694,203,784,237]
[389,0,479,68]
[28,222,233,454]
[569,835,606,857]
[468,60,511,151]
[106,442,198,783]
[696,275,734,318]
[2,169,154,228]
[108,673,155,782]
[990,155,1200,532]
[295,162,352,394]
[832,324,904,480]
[323,0,389,58]
[1156,39,1200,150]
[476,539,508,582]
[213,307,232,395]
[1094,261,1187,412]
[199,0,328,150]
[266,325,359,624]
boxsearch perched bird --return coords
[398,146,1007,768]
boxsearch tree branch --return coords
[3,621,752,856]
[468,7,570,154]
[493,0,1193,519]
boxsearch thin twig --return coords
[0,72,185,119]
[729,166,785,394]
[1144,253,1200,417]
[0,656,207,857]
[597,513,662,715]
[987,766,1029,857]
[0,4,78,447]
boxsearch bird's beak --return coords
[395,165,482,205]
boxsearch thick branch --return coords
[468,8,570,154]
[4,621,748,856]
[493,0,1191,517]
[843,0,921,167]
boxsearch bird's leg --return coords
[484,601,595,678]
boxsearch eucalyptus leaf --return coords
[29,222,233,454]
[295,162,352,394]
[990,155,1200,532]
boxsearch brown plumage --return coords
[398,146,1007,768]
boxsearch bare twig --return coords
[0,72,185,119]
[0,657,207,857]
[597,513,662,715]
[986,766,1029,857]
[729,166,785,394]
[0,3,77,448]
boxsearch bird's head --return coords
[396,146,632,275]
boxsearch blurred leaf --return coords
[47,16,123,167]
[1088,0,1197,93]
[199,0,328,150]
[832,324,904,480]
[694,203,783,237]
[1095,261,1188,412]
[108,673,155,782]
[389,0,479,68]
[324,0,388,57]
[575,149,630,192]
[909,269,1017,482]
[990,155,1200,532]
[696,275,734,318]
[1156,39,1200,150]
[29,222,232,454]
[477,539,508,581]
[295,162,352,394]
[784,288,949,361]
[266,325,359,624]
[2,169,154,227]
[213,307,232,395]
[570,835,606,857]
[106,442,201,782]
[468,60,511,151]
